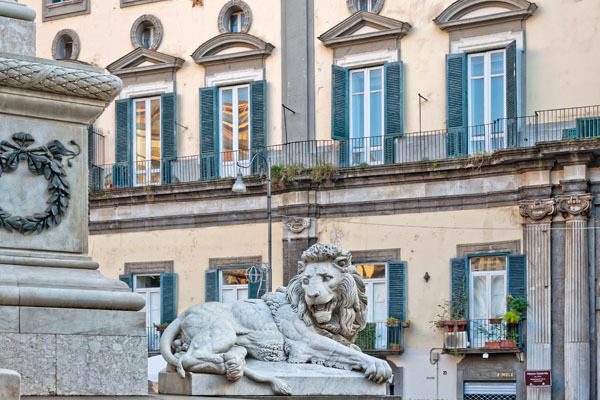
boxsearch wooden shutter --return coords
[205,269,220,302]
[113,98,132,187]
[450,257,468,319]
[248,266,268,299]
[387,261,407,321]
[250,80,267,175]
[119,274,133,290]
[331,65,349,141]
[160,93,177,184]
[160,272,177,324]
[507,254,527,300]
[200,87,219,179]
[384,61,404,164]
[446,53,468,158]
[505,41,518,148]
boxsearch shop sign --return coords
[525,370,552,386]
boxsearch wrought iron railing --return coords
[148,326,161,354]
[442,319,524,351]
[354,321,403,352]
[89,105,600,191]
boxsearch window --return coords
[228,11,245,33]
[130,15,163,50]
[357,0,377,12]
[220,268,249,304]
[133,97,161,186]
[350,66,384,165]
[134,274,161,328]
[356,262,387,322]
[468,50,506,153]
[205,265,268,303]
[347,0,384,14]
[140,23,155,49]
[51,29,80,60]
[43,0,90,22]
[469,255,507,320]
[220,85,250,176]
[218,1,252,34]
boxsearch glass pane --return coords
[229,14,239,32]
[135,101,146,163]
[150,99,161,161]
[351,71,364,94]
[222,268,249,285]
[238,87,249,157]
[369,68,382,92]
[356,263,386,279]
[358,0,369,11]
[221,89,233,161]
[221,288,236,304]
[371,0,377,10]
[470,78,484,126]
[470,55,484,77]
[472,275,488,319]
[372,282,387,321]
[491,52,505,75]
[237,288,248,301]
[370,91,383,137]
[149,292,161,325]
[491,275,506,318]
[135,275,160,289]
[491,76,505,121]
[471,256,507,272]
[351,93,365,139]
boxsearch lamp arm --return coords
[236,151,270,175]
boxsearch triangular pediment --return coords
[191,33,274,66]
[318,11,411,48]
[106,48,185,77]
[434,0,537,31]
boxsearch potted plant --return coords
[389,342,401,351]
[401,319,411,328]
[386,317,400,327]
[489,317,502,324]
[485,340,501,349]
[432,301,468,332]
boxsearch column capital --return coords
[556,193,593,221]
[519,198,556,224]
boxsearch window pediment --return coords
[106,48,184,78]
[191,33,274,66]
[434,0,537,31]
[318,11,411,48]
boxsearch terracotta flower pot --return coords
[444,320,468,332]
[485,341,501,349]
[499,339,517,348]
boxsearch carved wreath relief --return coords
[0,132,80,234]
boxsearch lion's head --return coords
[286,243,367,346]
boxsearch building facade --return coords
[22,0,600,399]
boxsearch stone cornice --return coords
[318,11,411,48]
[434,0,537,31]
[519,198,555,224]
[0,53,122,102]
[106,48,184,78]
[556,193,593,221]
[191,33,274,66]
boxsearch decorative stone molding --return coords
[42,0,90,22]
[51,29,81,61]
[456,240,521,258]
[346,0,385,14]
[217,0,252,34]
[121,0,169,8]
[191,33,274,66]
[318,11,411,48]
[0,54,122,102]
[107,48,184,79]
[556,193,593,220]
[0,0,36,21]
[209,255,262,269]
[434,0,537,31]
[519,198,556,224]
[285,217,311,234]
[130,14,163,50]
[124,260,174,274]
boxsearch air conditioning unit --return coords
[444,331,469,349]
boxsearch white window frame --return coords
[133,274,161,328]
[349,66,384,166]
[468,255,508,320]
[467,49,507,153]
[219,84,252,177]
[356,0,376,12]
[356,261,388,350]
[219,268,249,304]
[132,96,162,187]
[229,11,244,33]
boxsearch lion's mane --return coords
[286,244,367,347]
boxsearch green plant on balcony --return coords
[271,164,305,187]
[354,322,376,351]
[389,342,401,351]
[386,316,400,327]
[310,162,337,184]
[432,297,468,332]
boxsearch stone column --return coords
[519,199,555,400]
[557,193,593,400]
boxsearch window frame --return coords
[219,84,252,176]
[219,267,250,304]
[43,0,90,22]
[132,96,162,187]
[467,253,508,320]
[133,273,161,328]
[355,261,388,323]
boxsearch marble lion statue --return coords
[160,243,393,395]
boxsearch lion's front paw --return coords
[363,358,393,384]
[271,378,292,395]
[225,358,245,381]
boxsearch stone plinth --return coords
[0,1,35,56]
[0,369,20,400]
[159,359,388,396]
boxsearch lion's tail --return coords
[159,317,182,368]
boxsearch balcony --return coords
[89,105,600,191]
[354,321,404,356]
[442,319,524,354]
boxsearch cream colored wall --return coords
[89,222,283,311]
[313,0,600,140]
[22,0,282,163]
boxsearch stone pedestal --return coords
[0,369,20,400]
[0,29,146,395]
[0,1,35,56]
[519,199,554,400]
[159,359,387,396]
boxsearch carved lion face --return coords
[300,261,344,324]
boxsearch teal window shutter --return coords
[200,87,219,180]
[250,80,267,175]
[113,98,132,187]
[248,266,268,299]
[507,254,527,300]
[332,65,349,167]
[119,274,133,290]
[505,41,518,148]
[205,269,220,302]
[160,93,177,184]
[387,261,407,321]
[450,257,468,319]
[384,61,404,164]
[446,53,468,158]
[160,272,177,324]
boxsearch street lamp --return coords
[231,152,272,282]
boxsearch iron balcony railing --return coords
[89,105,600,191]
[443,319,524,352]
[354,321,403,353]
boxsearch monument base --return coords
[159,359,388,396]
